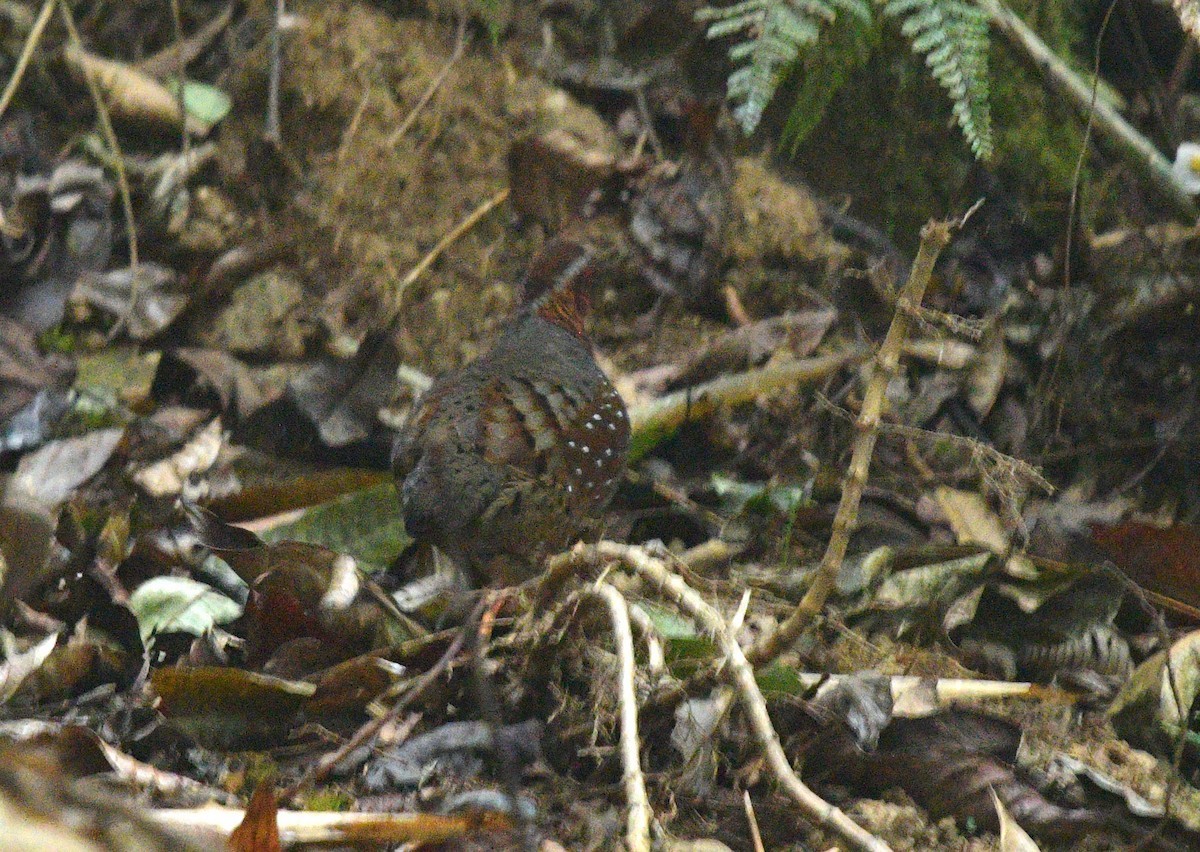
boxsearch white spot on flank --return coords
[575,467,583,476]
[585,422,594,430]
[581,445,590,453]
[607,423,616,430]
[604,448,612,456]
[595,459,603,468]
[586,481,594,488]
[593,413,602,421]
[567,484,573,493]
[567,440,576,448]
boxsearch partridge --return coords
[391,239,630,587]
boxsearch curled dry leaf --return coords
[73,263,189,340]
[0,632,58,705]
[992,786,1042,852]
[132,419,223,498]
[62,46,210,135]
[229,782,282,852]
[1109,628,1200,756]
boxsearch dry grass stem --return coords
[58,2,139,272]
[590,582,652,852]
[389,187,510,316]
[0,0,54,123]
[747,220,954,668]
[386,13,468,147]
[744,790,766,852]
[137,3,234,79]
[593,541,893,852]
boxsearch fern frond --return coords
[698,0,872,134]
[882,0,993,158]
[780,13,878,153]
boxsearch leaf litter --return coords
[2,1,1200,849]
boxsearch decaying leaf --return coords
[132,419,223,498]
[1109,628,1200,756]
[72,263,189,340]
[151,667,316,747]
[12,428,124,507]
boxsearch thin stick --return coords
[389,187,509,314]
[0,0,54,123]
[152,807,502,845]
[386,13,467,147]
[744,790,766,852]
[591,582,652,852]
[595,541,893,852]
[58,1,139,272]
[628,603,666,676]
[629,349,866,461]
[747,220,953,667]
[264,0,285,146]
[279,603,482,801]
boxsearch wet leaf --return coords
[152,666,315,747]
[128,576,242,642]
[12,428,124,506]
[229,781,282,852]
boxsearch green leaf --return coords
[165,79,232,127]
[259,481,409,573]
[129,576,242,641]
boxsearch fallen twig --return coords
[589,582,652,852]
[593,541,893,852]
[980,0,1196,220]
[628,349,866,460]
[152,806,509,846]
[265,0,286,146]
[279,603,482,801]
[748,219,954,667]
